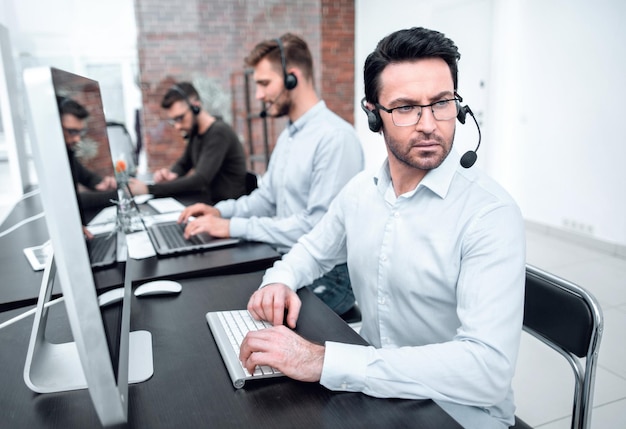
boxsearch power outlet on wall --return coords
[562,218,595,235]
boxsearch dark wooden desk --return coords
[0,192,280,311]
[0,193,49,310]
[0,270,462,428]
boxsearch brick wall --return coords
[134,0,355,174]
[321,0,355,124]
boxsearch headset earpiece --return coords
[457,103,470,124]
[171,84,201,115]
[276,38,298,90]
[360,98,382,132]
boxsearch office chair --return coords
[512,264,603,429]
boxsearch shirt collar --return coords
[287,100,326,137]
[373,149,460,199]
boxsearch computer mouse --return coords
[98,288,125,307]
[134,280,182,297]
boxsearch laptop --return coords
[122,195,240,256]
[86,231,117,268]
[143,217,240,256]
[23,228,117,271]
[84,213,122,268]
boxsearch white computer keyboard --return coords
[206,309,283,388]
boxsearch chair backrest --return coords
[522,264,603,429]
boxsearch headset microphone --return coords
[259,87,286,118]
[458,104,482,169]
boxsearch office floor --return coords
[0,160,624,428]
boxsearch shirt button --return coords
[341,382,348,389]
[393,211,400,218]
[378,296,386,305]
[380,254,387,262]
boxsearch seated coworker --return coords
[239,27,525,429]
[129,82,247,204]
[177,34,364,317]
[58,97,117,210]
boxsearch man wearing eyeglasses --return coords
[240,27,525,429]
[59,97,117,195]
[129,82,247,203]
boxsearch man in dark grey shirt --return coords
[129,82,247,204]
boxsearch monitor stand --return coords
[24,255,153,393]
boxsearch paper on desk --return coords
[141,212,181,226]
[88,206,117,225]
[147,197,185,214]
[86,222,116,235]
[125,231,157,259]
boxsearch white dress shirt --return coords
[215,101,364,254]
[260,149,526,427]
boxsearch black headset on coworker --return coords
[259,37,298,118]
[168,83,202,138]
[360,94,482,169]
[170,84,201,116]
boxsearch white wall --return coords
[355,0,626,247]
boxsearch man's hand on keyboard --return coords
[239,324,324,383]
[178,203,220,223]
[247,283,301,328]
[182,215,230,239]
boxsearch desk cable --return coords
[0,297,64,330]
[0,211,45,238]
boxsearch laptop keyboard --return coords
[87,233,115,264]
[206,309,283,388]
[158,222,204,248]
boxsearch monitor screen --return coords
[22,67,153,427]
[54,70,120,215]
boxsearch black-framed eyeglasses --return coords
[375,96,461,127]
[63,127,87,137]
[167,109,189,126]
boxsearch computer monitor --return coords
[107,120,138,179]
[22,67,153,427]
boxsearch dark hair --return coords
[245,33,314,81]
[363,27,461,104]
[57,96,89,119]
[161,82,200,109]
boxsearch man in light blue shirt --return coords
[178,34,364,317]
[239,27,525,429]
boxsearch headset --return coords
[276,38,298,90]
[170,84,200,115]
[360,94,481,168]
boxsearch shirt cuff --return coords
[228,217,247,238]
[320,341,369,392]
[260,263,298,291]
